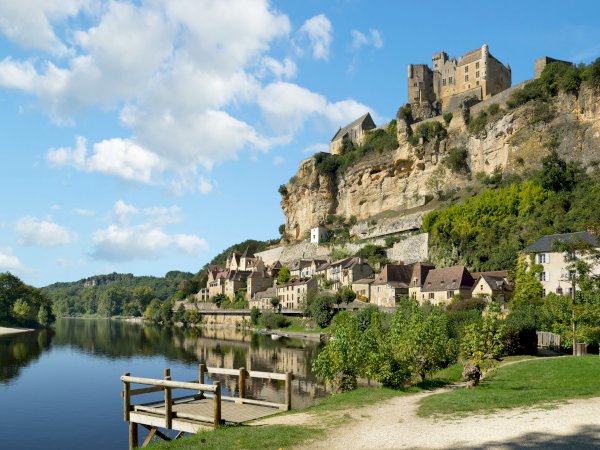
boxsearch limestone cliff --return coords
[281,85,600,241]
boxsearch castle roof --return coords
[331,112,376,142]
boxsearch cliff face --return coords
[281,86,600,241]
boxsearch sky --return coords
[0,0,599,287]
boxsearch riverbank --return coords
[0,326,35,336]
[151,356,600,450]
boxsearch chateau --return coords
[408,44,511,110]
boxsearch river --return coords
[0,318,326,450]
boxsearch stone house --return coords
[326,257,374,288]
[223,270,252,300]
[409,44,511,110]
[419,266,475,305]
[329,113,376,155]
[207,269,229,298]
[371,264,414,307]
[226,248,263,272]
[289,259,312,278]
[249,286,277,310]
[276,278,318,310]
[408,262,436,300]
[267,260,282,279]
[522,231,600,297]
[352,277,374,301]
[471,270,512,301]
[246,270,273,301]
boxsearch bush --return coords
[446,297,486,312]
[308,295,336,328]
[507,80,545,109]
[443,112,453,125]
[397,104,412,121]
[250,307,261,325]
[504,304,539,355]
[278,184,288,196]
[261,312,290,329]
[412,121,447,144]
[582,57,600,90]
[467,111,488,135]
[444,147,469,173]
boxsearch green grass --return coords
[418,356,600,417]
[151,363,464,449]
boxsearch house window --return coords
[476,71,480,78]
[476,62,480,69]
[539,272,549,282]
[449,76,453,84]
[538,253,547,264]
[447,290,455,299]
[542,289,546,297]
[428,293,434,300]
[442,79,446,86]
[465,75,469,82]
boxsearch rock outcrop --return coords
[281,85,600,241]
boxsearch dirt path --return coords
[288,390,600,449]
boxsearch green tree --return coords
[211,294,227,308]
[270,297,281,312]
[336,286,356,306]
[37,305,50,328]
[250,306,261,325]
[309,295,335,328]
[12,299,30,321]
[277,267,291,284]
[512,254,543,307]
[538,150,577,193]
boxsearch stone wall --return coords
[350,211,428,240]
[386,233,429,264]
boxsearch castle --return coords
[408,44,511,111]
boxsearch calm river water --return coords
[0,318,326,450]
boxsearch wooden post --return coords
[199,364,206,398]
[285,372,292,411]
[238,367,246,402]
[213,381,221,428]
[129,422,138,450]
[164,368,172,429]
[123,372,131,421]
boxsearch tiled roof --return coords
[372,264,413,285]
[522,231,598,253]
[421,266,474,292]
[471,270,508,279]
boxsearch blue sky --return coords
[0,0,599,287]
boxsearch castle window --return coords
[465,66,469,73]
[442,79,446,86]
[465,75,469,82]
[449,76,453,84]
[476,61,480,69]
[476,81,480,85]
[476,71,480,78]
[414,82,417,87]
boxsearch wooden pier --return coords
[121,365,293,449]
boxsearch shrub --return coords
[443,112,453,125]
[507,80,545,108]
[412,121,447,144]
[308,295,336,328]
[446,297,486,312]
[467,111,488,135]
[504,304,539,355]
[261,312,290,329]
[397,104,413,121]
[487,103,501,116]
[278,184,288,196]
[278,224,286,236]
[444,147,469,173]
[582,57,600,90]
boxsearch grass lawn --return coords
[150,364,464,449]
[418,355,600,417]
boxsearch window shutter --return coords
[546,253,550,263]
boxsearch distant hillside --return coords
[44,271,193,317]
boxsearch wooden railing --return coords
[537,331,561,351]
[121,368,222,430]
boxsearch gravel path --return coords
[293,390,600,449]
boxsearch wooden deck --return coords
[121,365,293,449]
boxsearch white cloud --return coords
[351,29,383,50]
[15,216,76,247]
[47,136,165,184]
[0,0,88,55]
[298,14,332,60]
[273,155,285,165]
[91,201,207,262]
[0,1,379,192]
[258,81,374,134]
[72,208,95,216]
[0,248,28,273]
